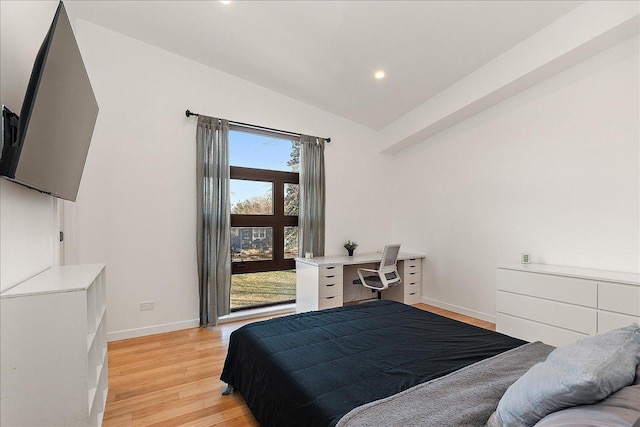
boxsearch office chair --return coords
[353,244,401,299]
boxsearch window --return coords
[252,227,269,240]
[229,127,300,311]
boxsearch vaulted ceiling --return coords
[69,1,583,130]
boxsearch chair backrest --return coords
[380,244,401,269]
[355,244,401,293]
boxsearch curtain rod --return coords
[185,110,331,143]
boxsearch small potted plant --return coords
[343,240,358,256]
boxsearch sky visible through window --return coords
[229,129,298,206]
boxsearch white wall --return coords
[66,19,392,339]
[4,1,637,339]
[0,1,61,292]
[392,36,639,322]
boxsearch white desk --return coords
[295,252,426,313]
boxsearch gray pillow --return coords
[492,324,640,427]
[533,384,640,427]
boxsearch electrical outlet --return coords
[521,253,531,264]
[140,301,154,311]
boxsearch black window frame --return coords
[230,166,299,275]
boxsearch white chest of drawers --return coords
[496,264,640,347]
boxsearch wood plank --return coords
[103,305,494,426]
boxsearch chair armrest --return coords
[357,268,378,274]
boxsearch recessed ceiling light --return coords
[220,1,231,4]
[374,70,385,80]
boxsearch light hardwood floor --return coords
[103,303,494,426]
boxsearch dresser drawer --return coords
[496,313,587,347]
[318,294,343,310]
[598,311,640,333]
[598,282,640,317]
[497,291,596,334]
[497,269,597,307]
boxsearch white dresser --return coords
[296,252,425,313]
[1,264,108,427]
[496,264,640,347]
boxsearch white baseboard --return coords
[422,297,496,324]
[107,319,200,342]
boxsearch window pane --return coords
[231,227,273,262]
[231,180,273,215]
[231,270,296,311]
[229,129,299,172]
[284,183,299,216]
[284,226,298,259]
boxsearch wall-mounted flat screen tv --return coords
[0,1,98,202]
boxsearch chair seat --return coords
[353,272,398,289]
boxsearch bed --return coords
[221,300,529,426]
[220,300,640,427]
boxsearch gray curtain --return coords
[299,135,326,257]
[196,115,231,327]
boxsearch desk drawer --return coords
[404,270,421,283]
[404,291,421,305]
[404,280,420,295]
[318,294,343,310]
[319,265,343,277]
[319,282,342,298]
[319,273,342,286]
[404,259,421,271]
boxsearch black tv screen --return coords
[0,1,98,202]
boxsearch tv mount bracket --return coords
[1,105,20,165]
